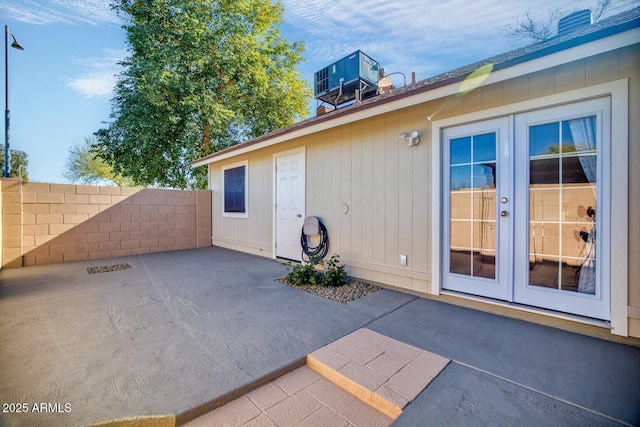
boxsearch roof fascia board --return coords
[481,28,639,87]
[193,27,639,166]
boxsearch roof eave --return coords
[191,11,640,167]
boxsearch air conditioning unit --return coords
[314,50,380,106]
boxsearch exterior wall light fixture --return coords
[400,131,420,147]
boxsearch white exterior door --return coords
[442,118,512,300]
[513,98,610,320]
[441,98,610,321]
[275,149,305,261]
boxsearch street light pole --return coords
[4,25,24,178]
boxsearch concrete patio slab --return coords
[368,298,640,426]
[1,246,638,427]
[393,363,626,427]
[0,247,416,427]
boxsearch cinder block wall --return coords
[0,179,212,268]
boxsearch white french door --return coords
[442,117,512,300]
[513,98,610,320]
[442,98,610,321]
[275,149,306,261]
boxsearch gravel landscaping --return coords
[87,263,133,274]
[279,278,381,303]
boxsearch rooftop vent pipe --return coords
[558,9,592,36]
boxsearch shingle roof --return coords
[193,7,640,165]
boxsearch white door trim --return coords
[272,146,306,261]
[431,79,628,335]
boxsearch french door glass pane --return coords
[528,116,597,294]
[449,133,496,280]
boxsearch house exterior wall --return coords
[0,180,212,268]
[210,144,297,257]
[623,44,640,338]
[208,43,640,338]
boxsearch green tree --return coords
[63,137,133,186]
[0,149,29,180]
[96,0,311,189]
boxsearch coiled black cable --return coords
[301,219,329,261]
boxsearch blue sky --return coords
[1,0,637,184]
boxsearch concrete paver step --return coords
[185,328,449,426]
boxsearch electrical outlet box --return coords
[400,254,407,266]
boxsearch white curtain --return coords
[567,117,597,183]
[568,116,597,294]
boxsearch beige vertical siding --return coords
[620,44,640,337]
[304,112,432,292]
[209,44,639,337]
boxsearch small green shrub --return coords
[283,255,322,286]
[283,254,348,287]
[322,254,347,287]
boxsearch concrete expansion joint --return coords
[452,360,634,427]
[361,295,420,331]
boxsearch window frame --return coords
[222,160,249,218]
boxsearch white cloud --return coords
[1,0,119,26]
[66,72,117,97]
[65,49,126,98]
[0,1,73,25]
[51,0,121,25]
[283,0,527,81]
[282,0,640,83]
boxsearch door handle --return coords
[500,211,509,217]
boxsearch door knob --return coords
[500,211,509,217]
[501,197,508,204]
[297,213,302,218]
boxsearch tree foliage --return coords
[64,137,133,186]
[96,0,311,189]
[504,0,620,44]
[0,150,29,181]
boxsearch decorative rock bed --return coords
[87,263,133,274]
[279,278,381,303]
